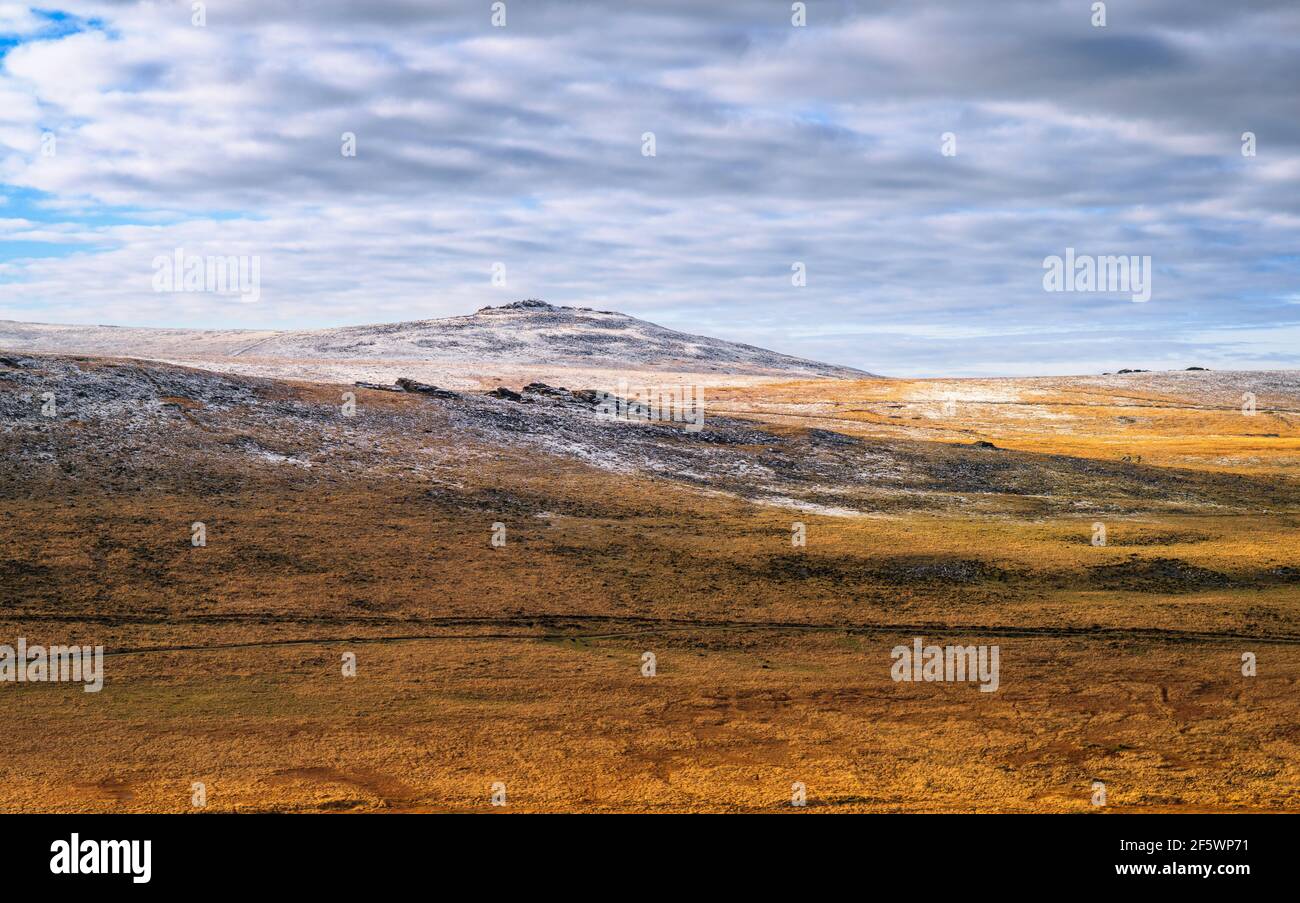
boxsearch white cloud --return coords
[0,0,1295,375]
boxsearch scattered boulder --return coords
[1186,366,1209,371]
[522,382,570,397]
[488,387,525,402]
[395,378,459,399]
[354,381,405,392]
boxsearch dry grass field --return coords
[2,355,1297,812]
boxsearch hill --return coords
[0,300,870,386]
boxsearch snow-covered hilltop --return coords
[0,300,870,381]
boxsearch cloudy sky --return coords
[1,1,1297,376]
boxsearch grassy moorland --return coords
[1,355,1297,811]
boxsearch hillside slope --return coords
[0,300,870,381]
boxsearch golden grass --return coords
[2,372,1297,812]
[710,377,1300,475]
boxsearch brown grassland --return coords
[1,359,1298,812]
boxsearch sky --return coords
[0,1,1297,377]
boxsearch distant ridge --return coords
[0,300,872,379]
